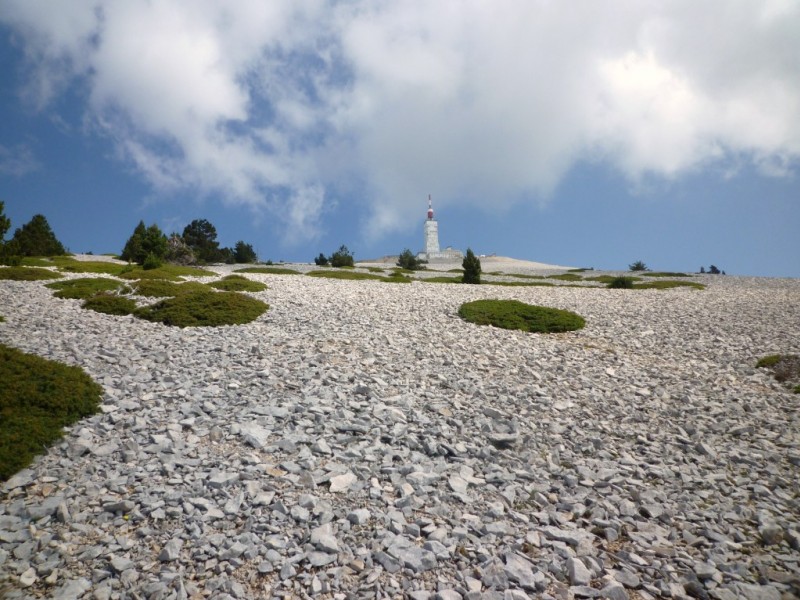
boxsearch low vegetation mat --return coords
[47,277,127,299]
[0,267,61,281]
[135,290,269,327]
[118,265,215,281]
[306,270,410,283]
[459,299,586,333]
[234,267,301,275]
[82,294,138,316]
[757,354,800,393]
[208,275,268,292]
[633,280,705,290]
[0,344,103,481]
[130,279,210,298]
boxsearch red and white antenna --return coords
[427,194,434,220]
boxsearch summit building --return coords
[418,196,463,262]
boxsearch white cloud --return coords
[0,143,40,177]
[2,0,798,241]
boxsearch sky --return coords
[0,1,798,277]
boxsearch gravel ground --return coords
[1,266,799,600]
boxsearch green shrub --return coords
[314,253,329,266]
[118,264,214,281]
[235,267,301,275]
[142,253,163,270]
[306,270,410,283]
[644,272,690,278]
[548,273,583,281]
[366,267,385,273]
[82,294,138,316]
[504,273,546,280]
[459,299,585,333]
[462,248,481,284]
[0,267,61,281]
[585,275,640,284]
[55,260,128,276]
[420,276,463,284]
[608,276,635,289]
[756,354,783,368]
[629,260,649,272]
[484,281,555,287]
[135,290,269,327]
[633,280,705,290]
[396,248,426,270]
[330,245,355,268]
[47,278,128,299]
[0,255,22,266]
[208,275,267,292]
[0,344,102,481]
[130,279,209,297]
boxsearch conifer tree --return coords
[11,214,67,256]
[462,248,481,284]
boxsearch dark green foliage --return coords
[0,255,22,266]
[608,276,635,289]
[547,273,583,281]
[459,299,585,333]
[462,248,481,284]
[421,276,463,284]
[396,249,425,270]
[633,280,705,290]
[0,201,9,241]
[314,253,329,266]
[708,265,722,274]
[142,253,163,270]
[130,279,209,297]
[182,219,222,263]
[756,354,782,368]
[0,267,61,281]
[219,247,236,265]
[644,272,690,278]
[235,267,301,275]
[10,214,67,256]
[82,294,137,316]
[306,270,410,283]
[135,290,269,327]
[330,245,355,268]
[54,259,128,276]
[47,278,127,299]
[629,260,649,272]
[121,221,168,265]
[118,264,214,281]
[0,344,102,481]
[208,275,267,292]
[366,267,385,273]
[586,275,642,284]
[504,273,546,280]
[234,241,257,263]
[447,268,464,273]
[484,281,555,287]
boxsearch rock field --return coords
[1,265,799,600]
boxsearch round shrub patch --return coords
[135,290,268,327]
[0,267,61,281]
[82,294,138,316]
[458,299,585,333]
[47,277,128,299]
[208,275,267,292]
[0,344,102,481]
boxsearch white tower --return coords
[424,195,440,255]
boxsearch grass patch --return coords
[306,270,410,283]
[234,266,301,275]
[447,268,465,273]
[568,268,593,272]
[756,354,800,383]
[459,299,585,333]
[756,354,782,368]
[118,265,215,281]
[633,280,705,290]
[57,262,128,276]
[643,272,691,278]
[130,279,210,297]
[208,275,268,292]
[365,267,385,273]
[0,267,61,281]
[82,294,138,316]
[46,277,128,299]
[586,275,642,284]
[135,290,269,327]
[547,273,583,281]
[504,273,547,280]
[391,267,415,275]
[0,344,103,481]
[483,280,555,287]
[421,276,463,284]
[608,276,635,289]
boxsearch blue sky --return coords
[1,1,798,277]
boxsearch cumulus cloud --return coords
[2,0,798,240]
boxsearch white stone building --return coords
[418,196,463,262]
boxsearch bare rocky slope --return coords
[1,265,798,600]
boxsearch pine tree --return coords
[462,248,481,284]
[11,214,67,256]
